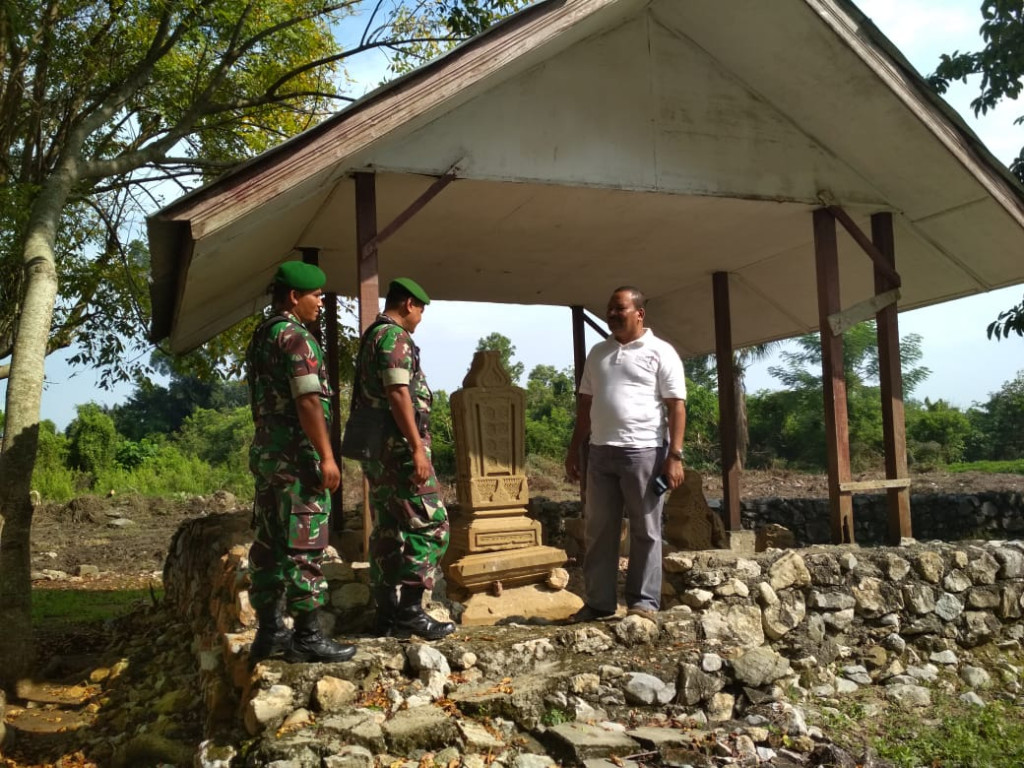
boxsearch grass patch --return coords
[870,696,1024,768]
[32,587,163,631]
[947,459,1024,475]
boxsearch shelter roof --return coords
[148,0,1024,355]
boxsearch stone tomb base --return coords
[446,544,568,592]
[456,583,584,626]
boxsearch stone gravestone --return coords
[444,351,581,624]
[662,469,729,551]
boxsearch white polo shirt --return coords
[579,328,687,447]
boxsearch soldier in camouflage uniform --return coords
[354,277,455,640]
[245,261,356,666]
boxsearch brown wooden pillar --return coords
[871,212,912,543]
[571,305,586,391]
[300,246,343,529]
[712,272,741,531]
[813,209,854,544]
[355,172,379,559]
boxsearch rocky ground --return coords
[3,468,1023,767]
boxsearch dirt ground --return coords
[28,468,1023,585]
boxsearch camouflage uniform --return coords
[355,314,449,589]
[246,311,332,615]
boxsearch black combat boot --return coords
[393,586,456,640]
[248,602,293,669]
[285,610,357,663]
[373,585,399,637]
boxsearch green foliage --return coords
[967,370,1024,461]
[389,0,532,75]
[175,407,252,470]
[476,332,525,384]
[987,293,1024,341]
[541,706,571,727]
[682,378,719,470]
[95,441,252,499]
[0,0,517,386]
[929,1,1024,183]
[949,459,1024,474]
[929,3,1024,332]
[32,420,76,501]
[872,697,1024,768]
[66,403,121,479]
[33,587,161,631]
[110,358,247,441]
[751,322,930,470]
[524,364,576,460]
[429,390,456,477]
[906,398,973,467]
[115,438,162,470]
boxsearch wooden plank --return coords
[872,212,912,543]
[827,288,900,336]
[839,478,912,492]
[814,209,854,544]
[355,172,379,559]
[826,206,902,288]
[713,272,741,531]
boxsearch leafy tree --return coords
[524,364,575,459]
[110,354,247,441]
[66,403,120,480]
[686,342,781,468]
[906,398,973,467]
[752,322,929,470]
[428,390,455,477]
[681,378,719,470]
[966,370,1024,461]
[928,2,1024,340]
[0,0,524,687]
[475,332,525,384]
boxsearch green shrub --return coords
[32,420,75,501]
[67,403,120,478]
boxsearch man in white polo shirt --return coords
[565,286,687,622]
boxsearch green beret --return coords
[274,261,326,291]
[390,277,431,305]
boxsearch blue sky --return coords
[4,0,1023,430]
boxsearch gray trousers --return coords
[583,444,667,613]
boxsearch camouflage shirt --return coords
[355,314,432,435]
[246,311,332,460]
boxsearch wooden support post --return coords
[872,212,912,543]
[571,306,586,391]
[355,173,379,560]
[713,272,741,531]
[570,305,588,507]
[813,209,854,544]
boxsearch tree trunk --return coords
[0,178,66,691]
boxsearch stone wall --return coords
[531,490,1024,550]
[165,503,1024,766]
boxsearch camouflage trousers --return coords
[364,443,449,589]
[248,457,331,614]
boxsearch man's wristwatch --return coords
[667,449,684,461]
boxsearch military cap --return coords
[390,277,431,305]
[274,261,326,291]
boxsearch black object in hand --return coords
[653,474,670,496]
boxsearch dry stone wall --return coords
[166,507,1024,767]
